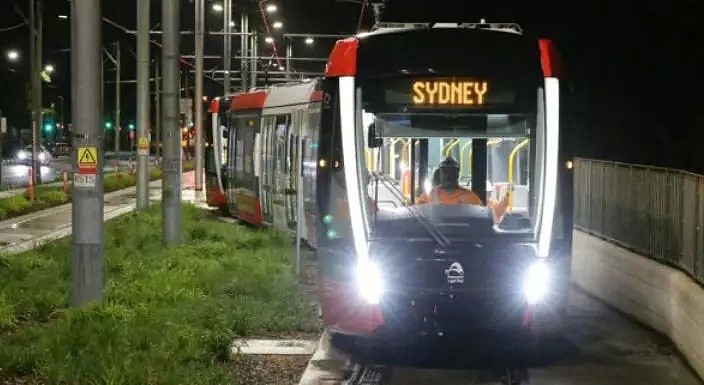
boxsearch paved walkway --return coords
[0,171,208,255]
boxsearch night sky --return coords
[1,0,703,172]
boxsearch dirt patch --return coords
[232,354,312,385]
[0,374,45,385]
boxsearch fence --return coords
[573,157,704,285]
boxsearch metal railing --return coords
[573,158,704,285]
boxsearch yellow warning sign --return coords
[138,137,149,150]
[78,147,98,165]
[78,147,98,174]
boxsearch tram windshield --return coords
[361,109,537,236]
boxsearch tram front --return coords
[316,22,571,341]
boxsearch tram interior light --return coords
[523,260,549,304]
[356,258,384,305]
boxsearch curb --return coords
[297,331,353,385]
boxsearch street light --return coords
[6,49,19,62]
[266,4,277,13]
[272,21,283,29]
[212,3,223,12]
[229,20,235,27]
[58,15,68,20]
[305,37,314,45]
[44,64,55,73]
[265,36,274,44]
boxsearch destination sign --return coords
[412,80,488,106]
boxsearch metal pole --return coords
[194,0,204,191]
[223,0,231,93]
[136,0,150,208]
[250,33,257,88]
[114,41,121,168]
[286,44,292,80]
[240,12,248,91]
[155,59,161,159]
[162,0,181,244]
[71,0,104,307]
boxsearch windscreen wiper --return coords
[406,205,451,249]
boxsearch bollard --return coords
[27,167,35,201]
[63,171,69,193]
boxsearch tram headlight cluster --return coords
[523,260,550,304]
[356,258,384,305]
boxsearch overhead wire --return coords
[356,0,368,33]
[0,21,27,32]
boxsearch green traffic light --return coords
[105,121,113,129]
[128,123,135,130]
[44,123,53,132]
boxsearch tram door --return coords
[260,116,275,224]
[270,114,290,232]
[285,108,304,231]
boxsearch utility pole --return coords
[114,41,121,169]
[162,0,181,244]
[29,0,43,187]
[71,0,104,306]
[223,0,231,93]
[136,0,150,208]
[240,12,248,91]
[250,33,257,89]
[155,59,161,159]
[194,0,204,191]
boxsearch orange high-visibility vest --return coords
[416,187,483,206]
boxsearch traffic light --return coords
[128,123,135,130]
[44,122,53,133]
[105,120,113,130]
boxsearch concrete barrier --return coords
[572,229,704,379]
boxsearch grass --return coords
[0,161,195,221]
[0,204,319,385]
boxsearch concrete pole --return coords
[194,0,204,191]
[162,0,181,244]
[223,0,231,93]
[155,59,161,159]
[30,0,43,186]
[71,0,104,307]
[114,41,121,167]
[136,0,150,208]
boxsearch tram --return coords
[316,21,573,342]
[204,97,228,209]
[204,21,573,348]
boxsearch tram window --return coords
[234,116,246,173]
[274,115,290,179]
[239,117,255,174]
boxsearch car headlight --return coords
[17,150,27,160]
[355,258,384,305]
[38,152,46,161]
[523,260,549,305]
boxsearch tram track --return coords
[299,287,703,385]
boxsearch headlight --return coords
[38,152,46,161]
[523,260,549,304]
[17,150,27,160]
[355,258,384,305]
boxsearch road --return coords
[0,151,151,193]
[302,288,703,385]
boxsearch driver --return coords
[416,157,483,205]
